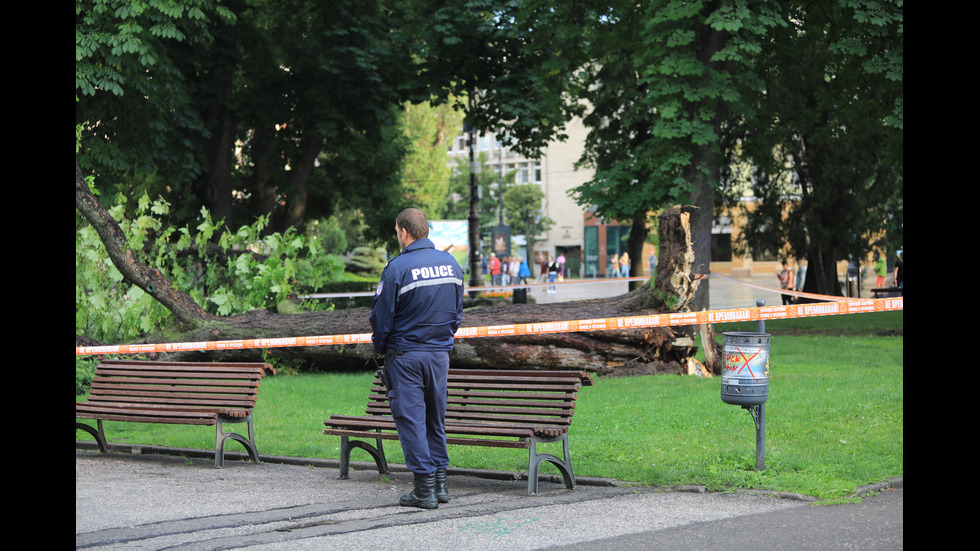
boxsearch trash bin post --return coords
[721,298,769,471]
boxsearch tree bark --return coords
[77,169,717,376]
[277,134,320,233]
[201,103,237,227]
[245,126,278,231]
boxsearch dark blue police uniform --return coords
[369,237,463,475]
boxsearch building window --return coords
[517,162,529,184]
[584,226,599,277]
[711,233,732,262]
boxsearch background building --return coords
[447,120,887,290]
[448,118,630,279]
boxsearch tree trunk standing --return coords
[77,169,717,375]
[277,134,320,233]
[627,216,647,292]
[686,157,716,313]
[682,9,731,314]
[203,113,237,227]
[245,127,278,229]
[804,248,842,299]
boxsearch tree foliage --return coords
[76,190,345,343]
[721,0,903,294]
[460,0,902,297]
[503,183,555,254]
[398,101,465,218]
[444,151,506,224]
[76,0,425,236]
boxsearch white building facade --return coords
[447,118,638,279]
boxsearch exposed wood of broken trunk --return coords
[76,164,720,376]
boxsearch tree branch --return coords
[75,161,215,327]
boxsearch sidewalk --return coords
[520,272,885,309]
[76,448,902,551]
[516,274,787,309]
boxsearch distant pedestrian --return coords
[517,257,530,284]
[874,253,886,288]
[795,259,807,294]
[548,256,558,293]
[778,261,795,305]
[489,253,501,286]
[893,251,903,289]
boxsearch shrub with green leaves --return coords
[76,192,347,344]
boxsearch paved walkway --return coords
[76,449,902,551]
[512,270,892,309]
[503,274,792,309]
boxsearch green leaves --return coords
[76,191,347,343]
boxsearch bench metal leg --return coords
[338,435,389,479]
[76,420,109,453]
[215,415,260,468]
[527,434,575,495]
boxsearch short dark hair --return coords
[396,208,429,239]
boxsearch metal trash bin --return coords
[721,332,770,406]
[513,287,527,304]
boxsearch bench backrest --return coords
[365,369,593,429]
[87,360,273,416]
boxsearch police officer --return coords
[370,208,464,509]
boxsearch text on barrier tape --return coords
[76,296,902,356]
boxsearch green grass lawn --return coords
[76,311,902,502]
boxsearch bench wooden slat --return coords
[76,405,219,423]
[98,359,271,369]
[447,369,594,381]
[83,396,257,412]
[445,382,582,392]
[89,394,255,408]
[325,417,551,440]
[76,401,249,417]
[321,428,532,449]
[76,360,273,468]
[92,378,259,394]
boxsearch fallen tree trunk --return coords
[77,163,720,375]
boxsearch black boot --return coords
[400,472,438,509]
[434,468,450,504]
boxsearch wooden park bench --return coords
[323,369,593,495]
[76,360,274,468]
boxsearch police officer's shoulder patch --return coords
[375,281,384,296]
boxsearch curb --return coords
[76,441,899,501]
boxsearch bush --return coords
[346,246,387,277]
[75,356,100,395]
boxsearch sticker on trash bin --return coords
[722,346,769,382]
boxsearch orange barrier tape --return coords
[76,296,902,356]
